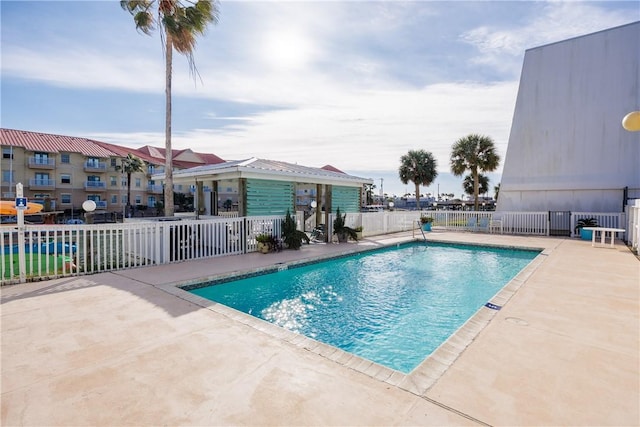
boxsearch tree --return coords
[116,154,145,215]
[450,134,500,210]
[494,183,500,201]
[463,174,489,198]
[398,149,438,210]
[121,0,219,216]
[364,183,376,206]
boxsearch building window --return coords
[135,178,141,188]
[135,195,142,205]
[34,152,49,165]
[60,153,70,163]
[111,195,118,204]
[110,176,117,187]
[61,194,71,204]
[2,147,13,159]
[34,173,50,186]
[147,196,156,207]
[61,174,71,184]
[86,157,100,168]
[2,170,14,183]
[111,158,117,167]
[122,195,127,205]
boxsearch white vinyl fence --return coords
[2,209,635,284]
[340,211,549,237]
[1,215,283,285]
[626,201,640,253]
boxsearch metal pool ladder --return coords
[417,220,428,244]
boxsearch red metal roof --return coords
[321,164,346,174]
[1,128,117,158]
[1,128,226,168]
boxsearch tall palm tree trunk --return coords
[127,173,132,215]
[164,33,175,216]
[415,183,420,210]
[473,168,479,210]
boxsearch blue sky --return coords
[1,1,638,199]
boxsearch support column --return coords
[211,181,219,216]
[324,185,332,242]
[238,179,247,217]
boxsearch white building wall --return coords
[497,22,640,213]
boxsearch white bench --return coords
[582,227,625,248]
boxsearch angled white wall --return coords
[497,22,640,213]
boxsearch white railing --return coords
[571,212,626,238]
[354,211,548,236]
[28,157,55,167]
[216,211,239,218]
[1,215,285,285]
[84,161,107,170]
[3,209,636,284]
[626,201,640,253]
[498,212,549,235]
[84,181,107,190]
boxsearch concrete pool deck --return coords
[1,232,638,426]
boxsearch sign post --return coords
[15,183,27,283]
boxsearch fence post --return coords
[546,212,551,236]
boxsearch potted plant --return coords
[282,210,310,250]
[419,215,434,232]
[256,233,276,253]
[333,207,358,243]
[575,218,598,240]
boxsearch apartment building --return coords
[0,128,224,215]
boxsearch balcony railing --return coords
[84,161,107,172]
[147,184,164,194]
[95,201,107,209]
[147,166,165,176]
[84,181,107,191]
[28,157,55,169]
[29,179,55,189]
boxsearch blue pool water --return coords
[190,242,539,373]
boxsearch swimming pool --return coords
[190,242,539,373]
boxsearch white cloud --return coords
[3,0,636,196]
[461,2,635,74]
[91,80,518,177]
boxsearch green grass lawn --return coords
[2,253,70,279]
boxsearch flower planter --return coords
[257,242,271,253]
[422,223,432,232]
[579,228,593,240]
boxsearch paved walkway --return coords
[1,232,638,426]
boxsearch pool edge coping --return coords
[155,236,550,400]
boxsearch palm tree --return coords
[450,134,500,210]
[116,154,145,216]
[121,0,219,216]
[398,149,438,210]
[494,183,500,201]
[463,174,489,198]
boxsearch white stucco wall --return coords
[497,22,640,213]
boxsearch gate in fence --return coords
[549,211,572,236]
